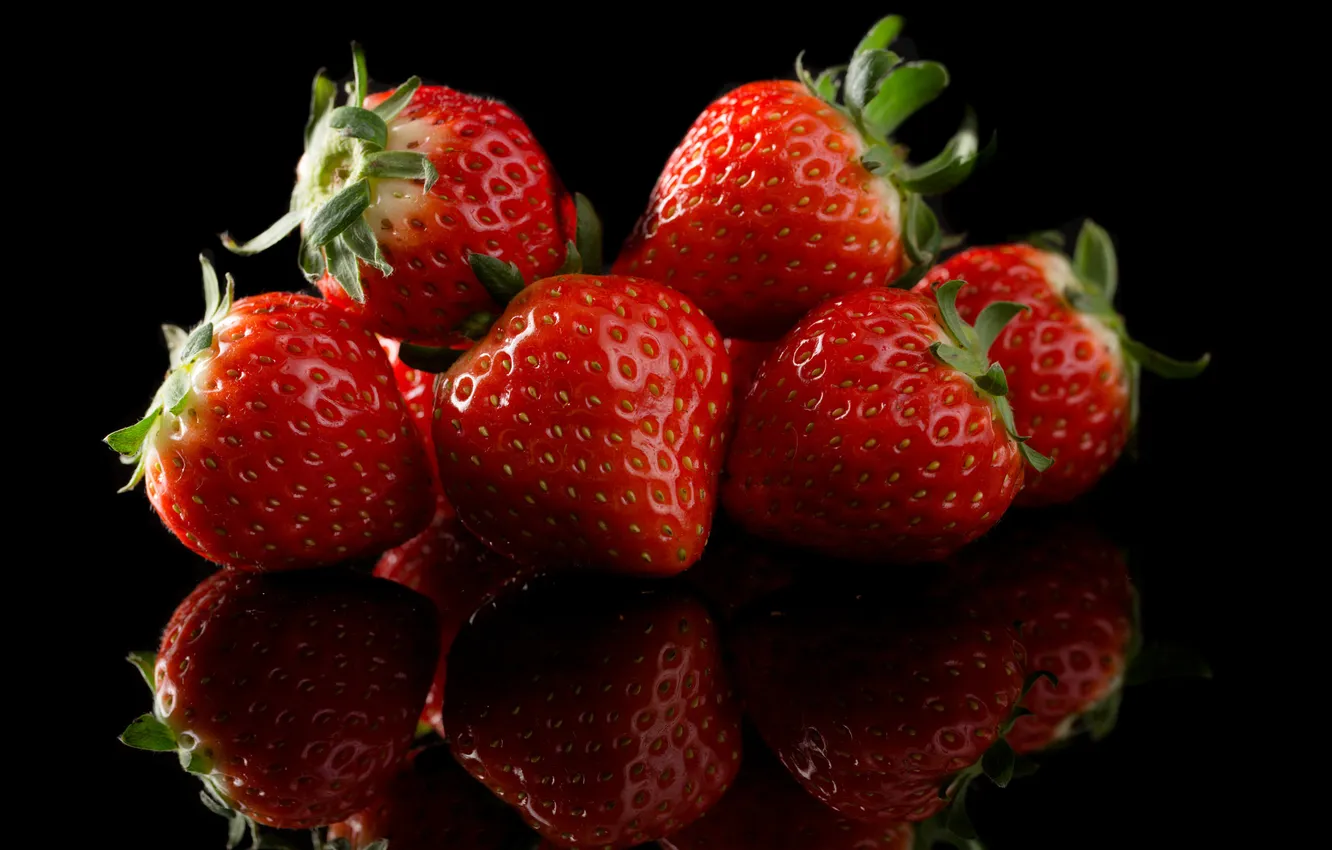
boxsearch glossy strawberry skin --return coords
[153,570,439,829]
[328,746,533,850]
[722,287,1023,563]
[316,86,576,345]
[659,747,913,850]
[374,511,530,737]
[731,586,1026,823]
[142,293,433,570]
[917,246,1130,505]
[433,274,734,577]
[444,580,744,848]
[613,80,904,340]
[949,520,1134,753]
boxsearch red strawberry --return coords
[722,337,778,400]
[444,578,745,849]
[327,745,534,850]
[614,16,979,339]
[374,510,531,738]
[223,45,599,345]
[433,274,734,577]
[947,519,1134,754]
[119,569,439,832]
[915,222,1208,505]
[730,580,1031,830]
[722,281,1049,563]
[104,257,433,570]
[658,745,914,850]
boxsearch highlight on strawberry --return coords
[723,281,1050,564]
[119,569,439,843]
[103,257,433,570]
[222,44,599,346]
[614,14,981,340]
[916,220,1209,505]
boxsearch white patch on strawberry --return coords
[1032,250,1125,371]
[367,118,444,226]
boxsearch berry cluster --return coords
[108,19,1208,850]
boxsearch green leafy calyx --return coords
[104,256,234,491]
[1059,219,1211,381]
[797,15,978,189]
[929,280,1053,472]
[796,14,979,277]
[220,44,438,303]
[797,17,982,288]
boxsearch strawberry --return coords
[444,578,745,849]
[432,274,734,577]
[658,744,914,850]
[223,45,601,345]
[613,15,979,339]
[326,745,534,850]
[374,509,531,738]
[119,569,439,834]
[104,257,433,570]
[722,337,778,400]
[949,514,1210,754]
[730,579,1035,834]
[946,518,1134,754]
[722,281,1049,563]
[915,221,1208,505]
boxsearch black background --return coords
[52,8,1251,848]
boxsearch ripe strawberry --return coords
[374,509,531,737]
[730,580,1033,829]
[433,274,734,577]
[658,744,914,850]
[722,337,778,400]
[722,281,1049,563]
[223,45,600,345]
[947,518,1134,754]
[444,578,744,849]
[104,257,433,570]
[614,16,979,339]
[119,569,439,832]
[915,221,1208,505]
[326,746,534,850]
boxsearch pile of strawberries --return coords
[108,19,1209,850]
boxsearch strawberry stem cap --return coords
[220,46,438,303]
[104,256,234,491]
[928,279,1053,472]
